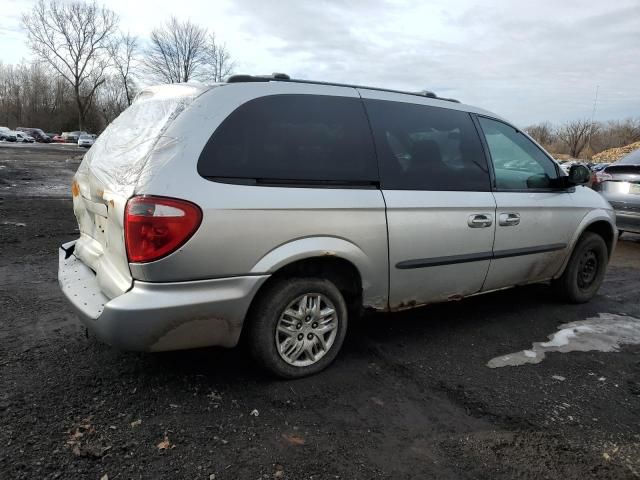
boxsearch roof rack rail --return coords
[226,73,460,103]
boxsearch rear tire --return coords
[246,277,348,378]
[555,232,608,303]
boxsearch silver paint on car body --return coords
[128,82,389,309]
[59,241,268,350]
[58,80,618,352]
[381,190,496,308]
[482,190,579,290]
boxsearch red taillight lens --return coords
[593,171,613,186]
[125,196,202,263]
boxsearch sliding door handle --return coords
[499,213,520,226]
[468,214,493,228]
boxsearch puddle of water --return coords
[487,313,640,368]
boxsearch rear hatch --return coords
[599,161,640,214]
[601,163,640,194]
[71,83,208,299]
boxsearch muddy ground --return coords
[1,143,639,479]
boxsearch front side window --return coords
[478,117,559,190]
[365,99,490,191]
[198,94,377,184]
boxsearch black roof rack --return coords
[226,73,460,103]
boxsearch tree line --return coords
[3,0,639,159]
[0,0,234,134]
[525,119,640,159]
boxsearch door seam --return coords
[480,191,498,291]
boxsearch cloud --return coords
[224,0,640,125]
[1,0,638,125]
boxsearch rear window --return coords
[78,84,204,195]
[616,148,640,165]
[197,94,378,185]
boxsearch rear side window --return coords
[198,94,378,184]
[364,99,490,191]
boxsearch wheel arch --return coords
[555,211,617,278]
[249,236,387,311]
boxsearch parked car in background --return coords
[78,134,94,148]
[591,163,610,172]
[17,127,51,143]
[59,77,616,378]
[0,127,16,142]
[593,148,640,235]
[14,131,35,143]
[52,134,66,143]
[66,131,86,143]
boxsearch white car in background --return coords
[78,134,94,148]
[14,131,35,143]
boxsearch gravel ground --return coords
[1,143,639,479]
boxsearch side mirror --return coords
[568,164,591,185]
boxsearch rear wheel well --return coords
[583,220,615,256]
[249,257,363,320]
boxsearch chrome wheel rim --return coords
[275,293,339,367]
[577,249,598,289]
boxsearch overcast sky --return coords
[1,0,639,126]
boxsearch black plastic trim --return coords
[396,251,493,269]
[205,176,380,189]
[226,74,460,103]
[396,243,567,269]
[60,242,75,260]
[470,113,497,190]
[492,243,567,259]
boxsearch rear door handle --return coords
[499,213,520,226]
[468,214,493,228]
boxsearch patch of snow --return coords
[487,313,640,368]
[539,325,594,348]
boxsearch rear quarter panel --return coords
[130,83,389,310]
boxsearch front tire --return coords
[556,232,608,303]
[247,277,348,378]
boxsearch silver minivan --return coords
[59,75,616,377]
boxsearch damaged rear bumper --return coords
[58,241,269,351]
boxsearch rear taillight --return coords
[125,196,202,263]
[593,171,613,186]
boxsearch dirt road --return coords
[1,144,638,479]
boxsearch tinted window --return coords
[365,99,490,191]
[198,95,377,184]
[478,117,559,190]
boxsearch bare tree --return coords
[557,119,593,158]
[144,17,210,83]
[205,33,234,82]
[108,31,138,106]
[22,0,118,130]
[525,122,554,148]
[95,74,129,125]
[613,118,640,145]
